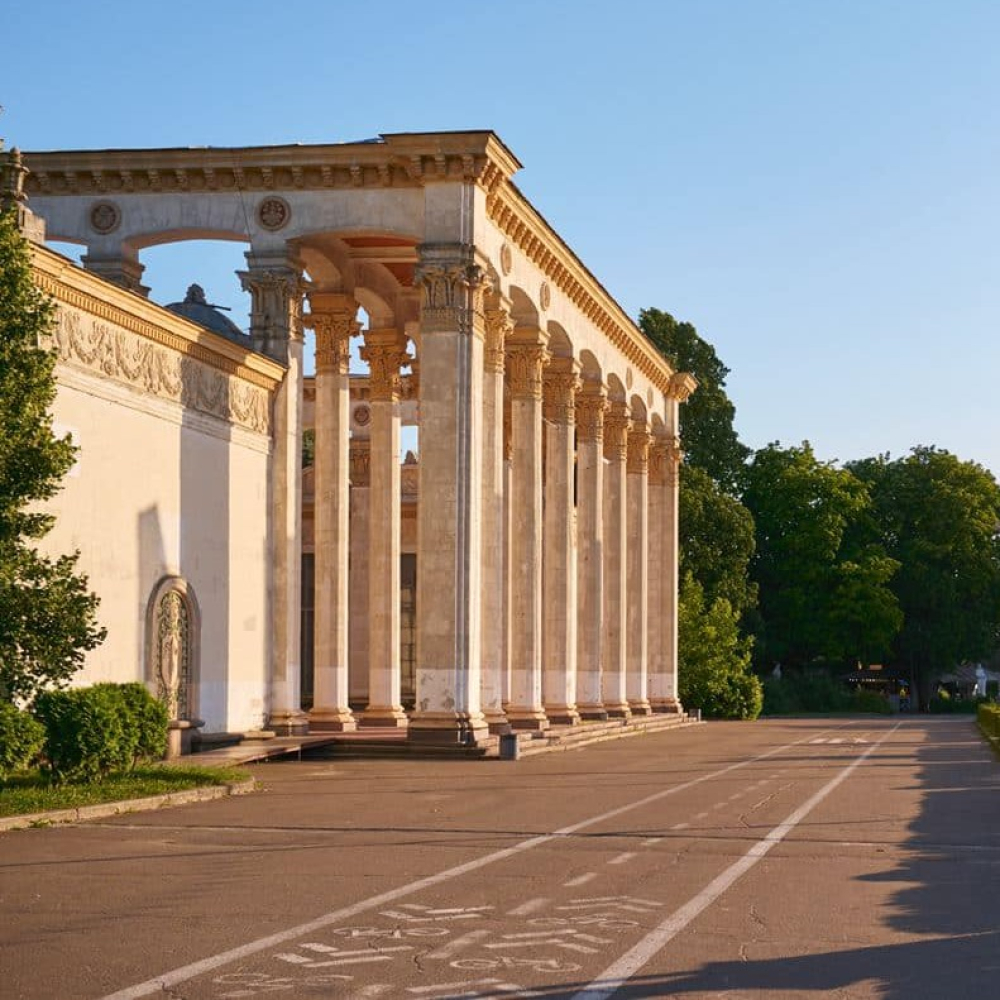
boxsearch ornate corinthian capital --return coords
[506,340,551,400]
[306,295,359,375]
[575,384,609,443]
[361,328,410,402]
[238,255,305,359]
[483,293,514,375]
[627,425,652,475]
[542,359,581,425]
[649,434,683,486]
[603,402,631,462]
[415,243,491,335]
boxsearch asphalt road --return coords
[3,716,999,1000]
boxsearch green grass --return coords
[0,765,249,818]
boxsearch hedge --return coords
[34,683,169,783]
[977,703,1000,740]
[0,703,46,781]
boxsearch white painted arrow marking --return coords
[381,904,494,922]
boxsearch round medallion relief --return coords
[257,196,291,231]
[625,367,634,390]
[647,387,654,407]
[499,242,512,276]
[89,201,121,235]
[354,403,371,427]
[539,281,551,310]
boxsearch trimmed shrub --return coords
[977,703,1000,738]
[851,688,892,715]
[96,682,168,764]
[35,686,133,782]
[929,695,980,714]
[0,702,46,780]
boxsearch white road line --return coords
[507,897,549,916]
[670,822,689,831]
[425,929,492,960]
[564,873,598,887]
[608,852,636,865]
[694,811,709,819]
[572,722,902,1000]
[641,838,662,846]
[99,727,840,1000]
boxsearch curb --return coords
[0,776,256,833]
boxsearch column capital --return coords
[603,401,631,462]
[305,292,359,375]
[238,252,306,358]
[505,328,550,400]
[415,243,492,335]
[649,434,682,486]
[361,328,410,402]
[667,371,698,402]
[542,357,581,425]
[575,383,609,443]
[627,424,652,476]
[483,292,514,375]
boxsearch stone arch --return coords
[145,576,201,723]
[630,394,648,424]
[578,349,603,385]
[546,321,575,360]
[606,372,627,403]
[650,412,666,435]
[508,284,539,329]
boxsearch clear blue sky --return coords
[5,0,998,477]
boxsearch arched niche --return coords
[546,321,575,360]
[145,576,201,724]
[607,372,627,404]
[630,394,648,425]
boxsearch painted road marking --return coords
[607,852,636,865]
[670,822,689,830]
[572,722,902,1000]
[694,811,709,819]
[484,929,611,954]
[641,837,662,846]
[507,898,549,916]
[275,943,413,968]
[100,727,843,1000]
[426,929,493,960]
[407,978,542,997]
[564,873,597,887]
[558,896,661,914]
[380,904,494,922]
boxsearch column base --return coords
[266,710,310,736]
[359,706,409,729]
[545,706,581,726]
[628,700,653,717]
[603,702,632,720]
[578,704,609,721]
[484,709,510,734]
[507,709,550,732]
[308,708,357,732]
[650,697,683,714]
[407,712,491,747]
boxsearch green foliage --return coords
[0,209,105,703]
[928,695,981,714]
[848,448,1000,705]
[850,688,892,715]
[977,703,1000,739]
[302,427,315,468]
[0,701,45,780]
[678,574,761,719]
[639,308,750,494]
[761,670,892,715]
[96,682,169,764]
[680,464,757,616]
[744,443,902,670]
[34,683,168,782]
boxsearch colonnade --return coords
[243,244,691,746]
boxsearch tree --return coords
[744,442,901,670]
[678,574,762,719]
[0,208,105,703]
[848,447,1000,706]
[639,308,750,495]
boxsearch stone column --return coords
[349,439,371,708]
[542,358,581,725]
[409,244,490,746]
[626,422,652,716]
[360,328,410,728]
[647,436,668,712]
[505,327,551,730]
[602,400,631,719]
[575,383,609,720]
[304,292,358,731]
[502,399,513,710]
[239,253,308,733]
[481,295,512,732]
[81,249,150,297]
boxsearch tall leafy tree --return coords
[639,308,750,495]
[849,447,1000,706]
[0,208,105,703]
[744,442,901,670]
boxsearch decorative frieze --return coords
[53,307,270,435]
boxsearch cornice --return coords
[30,244,284,392]
[22,132,519,199]
[487,181,676,395]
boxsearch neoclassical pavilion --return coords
[21,131,694,748]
